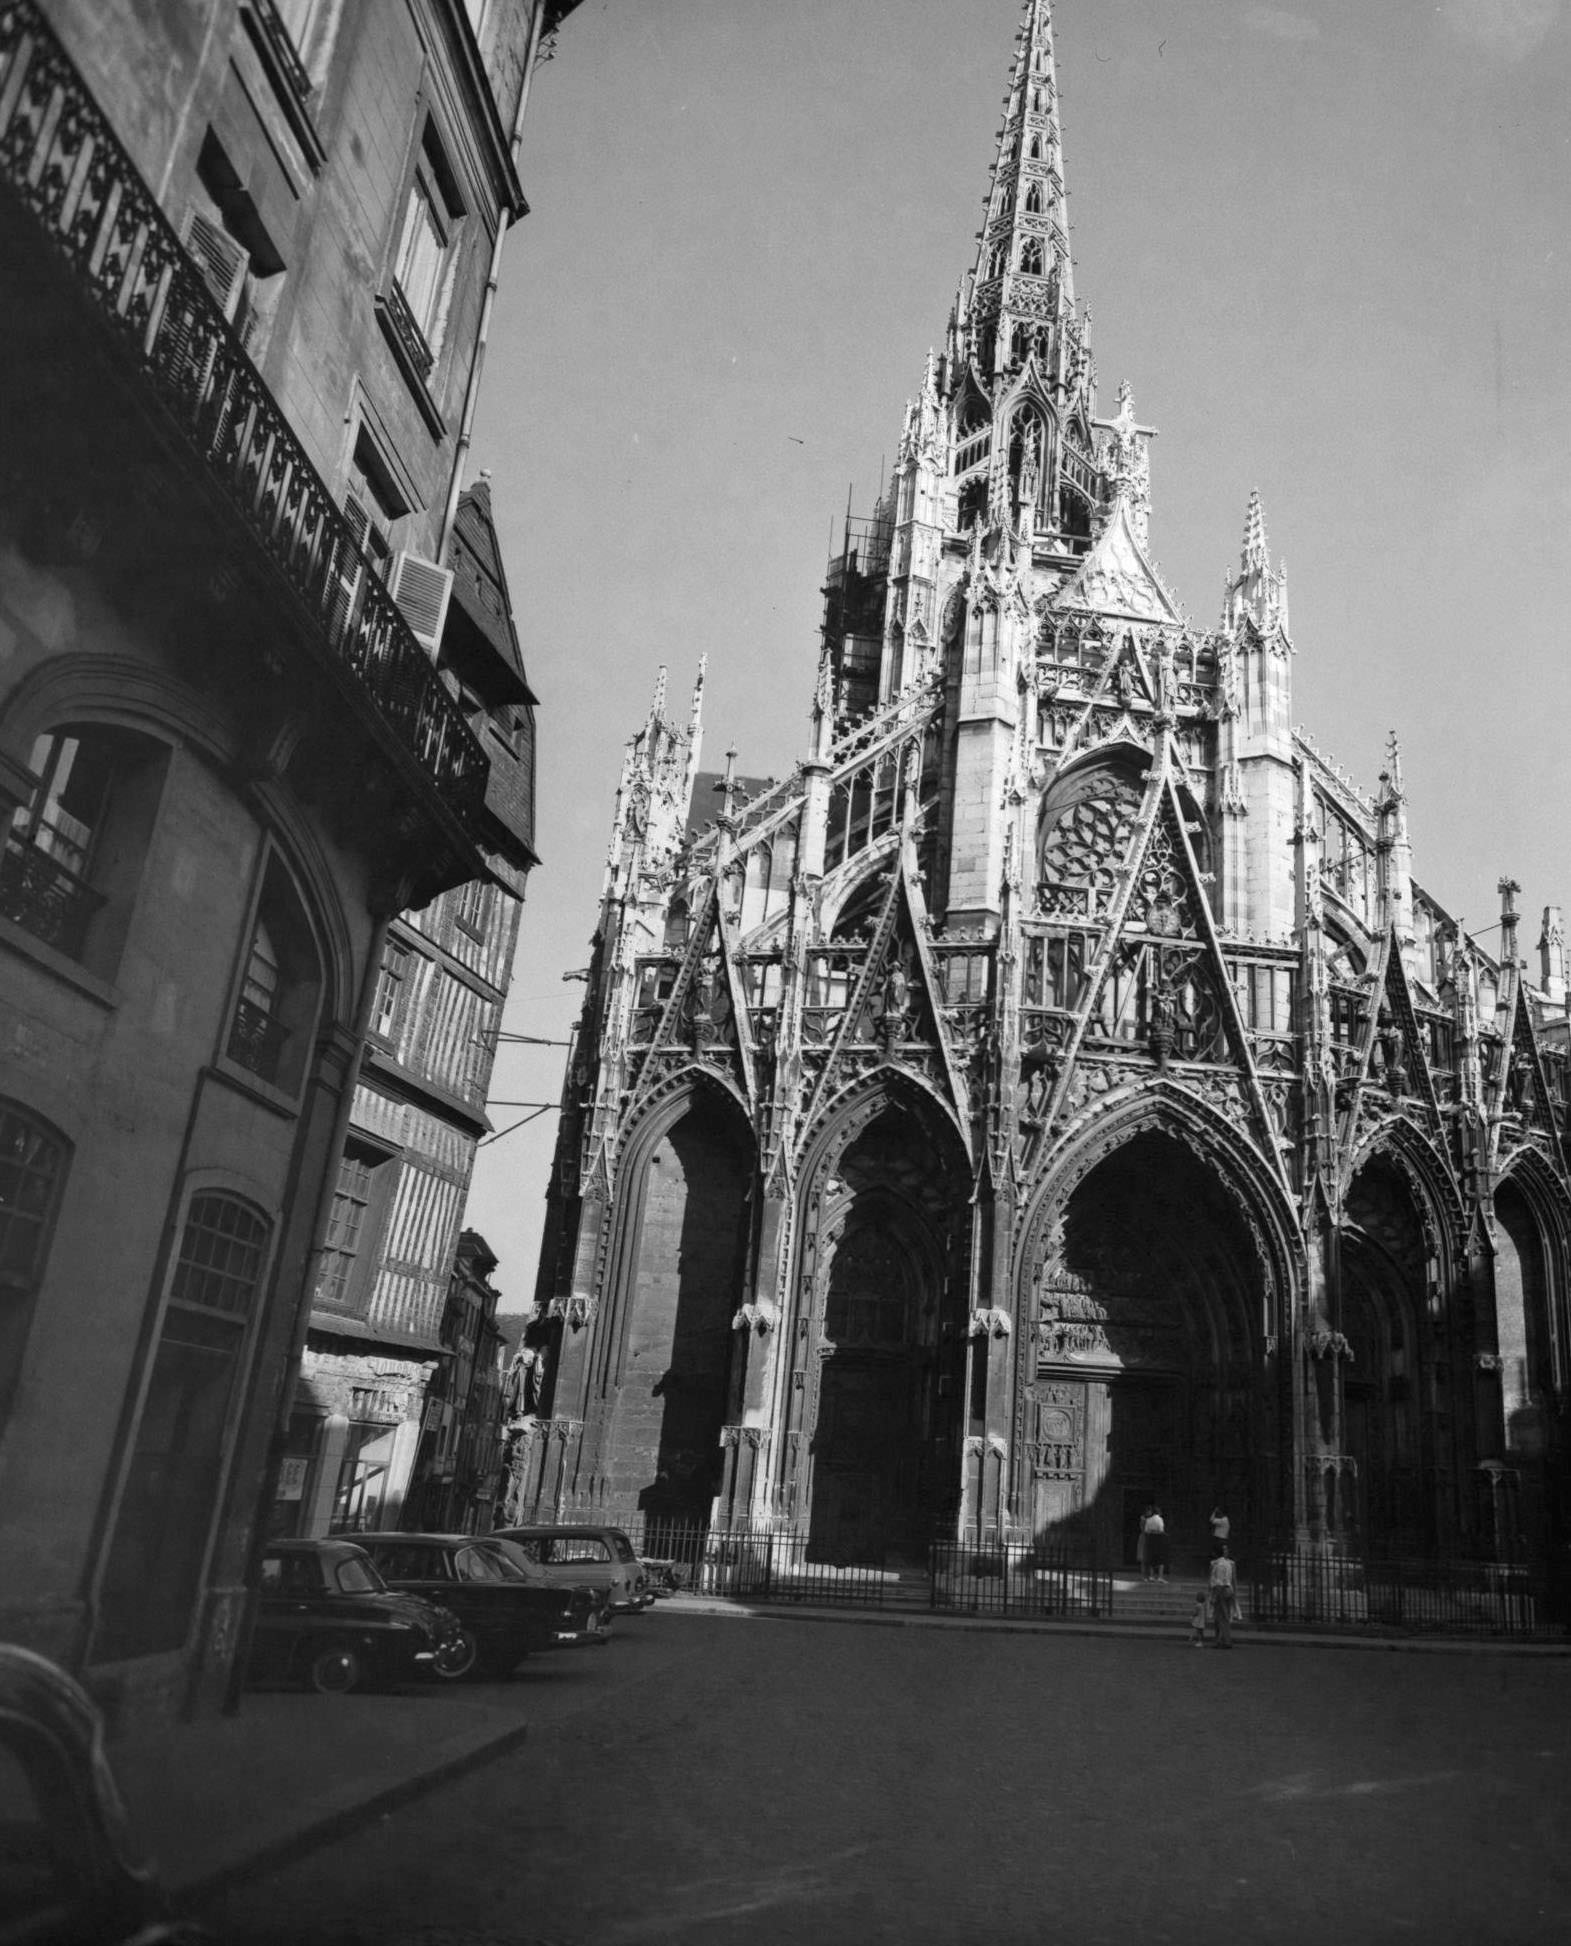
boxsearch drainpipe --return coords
[438,0,550,558]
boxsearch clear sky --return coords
[463,0,1571,1312]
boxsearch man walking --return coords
[1209,1543,1238,1649]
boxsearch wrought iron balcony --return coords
[0,4,487,817]
[226,995,290,1084]
[0,834,102,956]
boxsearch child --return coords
[1188,1592,1208,1648]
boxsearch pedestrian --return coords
[1142,1503,1167,1582]
[1209,1543,1237,1649]
[1188,1591,1208,1648]
[1136,1501,1154,1580]
[1209,1505,1230,1559]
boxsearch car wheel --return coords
[305,1641,364,1695]
[432,1627,480,1681]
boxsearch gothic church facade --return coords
[519,1,1571,1573]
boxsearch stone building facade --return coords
[0,0,564,1725]
[402,1230,508,1534]
[520,0,1571,1577]
[280,482,535,1540]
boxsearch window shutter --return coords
[180,209,249,320]
[327,493,370,641]
[389,551,454,659]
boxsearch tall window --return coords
[0,1103,68,1430]
[3,733,112,956]
[392,123,464,368]
[2,727,165,967]
[371,937,413,1041]
[225,856,322,1092]
[314,1140,395,1316]
[453,878,488,938]
[95,1194,272,1661]
[344,431,401,580]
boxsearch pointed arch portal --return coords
[793,1098,970,1563]
[1340,1153,1432,1554]
[604,1089,753,1522]
[1021,1130,1269,1568]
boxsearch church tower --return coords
[515,2,1571,1582]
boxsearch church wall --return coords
[523,0,1571,1592]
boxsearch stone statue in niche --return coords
[879,955,912,1051]
[1374,1001,1405,1094]
[1019,1034,1059,1127]
[1148,980,1178,1068]
[686,955,724,1049]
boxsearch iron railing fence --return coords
[927,1539,1112,1621]
[624,1518,1112,1617]
[0,5,487,815]
[1246,1548,1563,1639]
[627,1518,899,1609]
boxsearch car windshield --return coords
[475,1541,536,1582]
[454,1545,507,1583]
[334,1556,384,1594]
[608,1531,637,1562]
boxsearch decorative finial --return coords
[1242,489,1268,571]
[649,664,668,725]
[718,745,740,823]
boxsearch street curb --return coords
[652,1597,1571,1657]
[177,1717,531,1907]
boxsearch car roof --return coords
[353,1532,501,1547]
[264,1538,372,1556]
[500,1524,624,1540]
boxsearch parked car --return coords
[354,1534,610,1678]
[0,1644,206,1944]
[496,1524,655,1613]
[483,1538,616,1645]
[248,1538,466,1694]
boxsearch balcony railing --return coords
[226,995,290,1083]
[0,5,487,817]
[0,833,102,955]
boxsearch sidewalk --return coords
[113,1681,533,1903]
[654,1589,1571,1656]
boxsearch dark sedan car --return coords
[248,1539,465,1694]
[355,1534,610,1678]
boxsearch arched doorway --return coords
[1340,1155,1431,1554]
[1023,1129,1266,1571]
[800,1100,968,1562]
[1490,1174,1559,1557]
[611,1093,753,1522]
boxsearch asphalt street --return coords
[206,1609,1571,1946]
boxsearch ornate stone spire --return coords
[961,0,1077,386]
[1222,489,1290,636]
